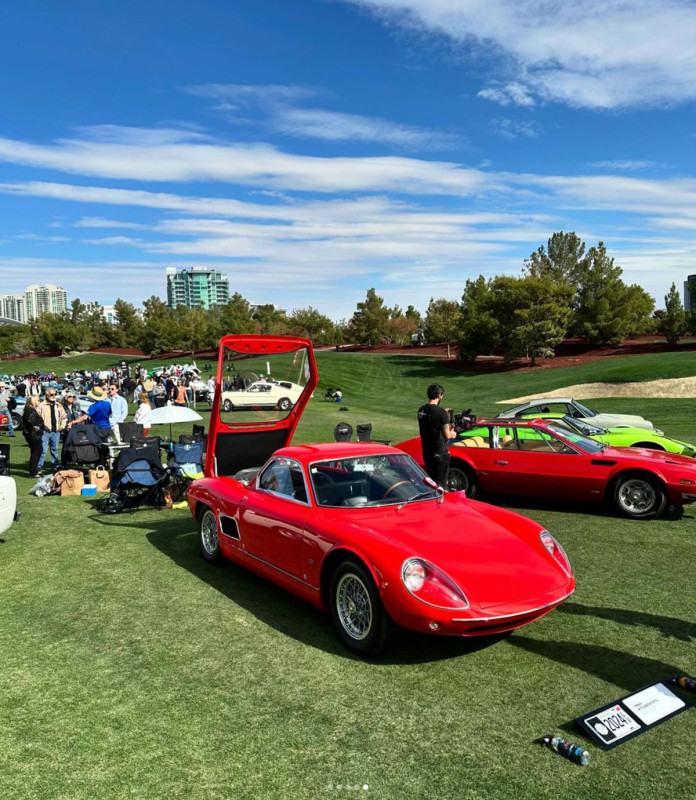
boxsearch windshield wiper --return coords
[397,490,439,510]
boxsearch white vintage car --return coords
[0,476,18,536]
[216,380,304,412]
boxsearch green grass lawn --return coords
[1,350,695,800]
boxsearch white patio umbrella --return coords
[139,402,202,441]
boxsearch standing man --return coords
[418,383,456,488]
[0,382,15,438]
[108,382,129,442]
[38,388,67,473]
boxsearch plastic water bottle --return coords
[670,676,696,692]
[540,735,590,765]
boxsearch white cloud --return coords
[489,118,542,140]
[273,107,458,149]
[478,83,536,108]
[0,131,486,193]
[185,82,458,149]
[74,217,151,230]
[590,160,662,171]
[15,232,70,242]
[183,83,318,107]
[343,0,696,109]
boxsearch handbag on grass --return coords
[53,469,85,497]
[88,466,111,492]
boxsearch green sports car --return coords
[550,416,696,457]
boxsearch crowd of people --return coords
[0,361,210,479]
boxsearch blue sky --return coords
[2,0,696,320]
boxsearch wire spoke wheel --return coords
[336,573,373,641]
[199,508,220,560]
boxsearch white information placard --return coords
[623,683,685,726]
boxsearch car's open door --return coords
[206,335,318,478]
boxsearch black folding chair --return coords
[356,423,391,445]
[334,422,353,442]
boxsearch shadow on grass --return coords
[91,510,506,664]
[509,636,686,693]
[489,493,693,522]
[558,602,696,642]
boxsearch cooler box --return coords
[81,485,97,496]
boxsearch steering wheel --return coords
[382,480,412,499]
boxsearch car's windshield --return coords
[310,453,438,508]
[558,415,607,436]
[546,422,605,453]
[573,401,596,418]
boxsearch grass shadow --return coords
[558,602,696,642]
[509,636,686,692]
[89,511,507,664]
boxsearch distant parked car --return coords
[397,417,696,520]
[215,379,305,412]
[549,416,696,457]
[495,397,656,431]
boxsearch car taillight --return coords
[540,531,572,577]
[401,558,469,609]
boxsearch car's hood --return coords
[589,413,652,430]
[598,446,696,467]
[319,495,571,609]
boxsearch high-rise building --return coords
[25,283,68,320]
[166,267,230,309]
[684,275,696,313]
[0,294,27,324]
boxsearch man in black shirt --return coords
[418,383,456,488]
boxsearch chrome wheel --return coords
[335,573,373,641]
[278,397,291,411]
[613,473,666,519]
[222,399,233,412]
[617,478,656,514]
[199,508,220,560]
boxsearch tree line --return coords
[0,232,693,361]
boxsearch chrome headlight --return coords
[401,558,469,609]
[540,531,573,577]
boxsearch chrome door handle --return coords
[494,460,508,465]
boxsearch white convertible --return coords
[216,380,305,412]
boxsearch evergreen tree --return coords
[524,231,588,285]
[657,283,688,344]
[348,288,391,344]
[459,276,500,361]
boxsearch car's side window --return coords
[258,458,308,504]
[504,429,561,453]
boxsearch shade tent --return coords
[138,403,202,441]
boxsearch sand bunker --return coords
[498,376,696,404]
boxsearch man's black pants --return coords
[423,449,450,488]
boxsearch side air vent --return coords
[219,515,240,540]
[591,459,617,467]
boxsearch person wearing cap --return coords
[0,382,15,437]
[68,385,112,431]
[37,387,67,473]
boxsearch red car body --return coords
[397,418,696,520]
[187,336,575,655]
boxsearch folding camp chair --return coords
[334,422,353,442]
[356,423,392,445]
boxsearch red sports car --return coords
[187,336,575,656]
[397,418,696,520]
